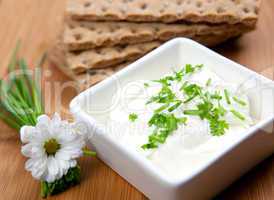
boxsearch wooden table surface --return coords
[0,0,274,199]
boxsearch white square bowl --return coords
[70,38,274,200]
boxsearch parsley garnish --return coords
[209,118,229,136]
[183,91,229,136]
[146,85,176,104]
[141,113,187,149]
[185,64,195,74]
[129,113,138,122]
[141,64,250,150]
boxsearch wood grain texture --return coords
[0,0,273,200]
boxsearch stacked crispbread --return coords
[50,0,261,89]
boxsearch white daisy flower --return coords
[20,113,85,183]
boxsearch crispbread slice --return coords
[72,32,247,90]
[64,20,253,51]
[76,61,130,88]
[50,25,247,76]
[50,42,160,74]
[67,0,260,25]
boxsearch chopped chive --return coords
[206,78,212,87]
[154,103,169,113]
[232,96,247,106]
[168,101,182,112]
[179,81,188,91]
[129,113,138,122]
[183,109,201,116]
[177,117,187,124]
[210,91,222,100]
[185,64,195,74]
[224,89,231,104]
[195,64,204,69]
[144,83,149,88]
[183,94,198,103]
[230,109,245,121]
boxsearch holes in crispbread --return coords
[88,26,95,31]
[84,2,91,7]
[243,7,250,13]
[196,1,202,8]
[140,3,147,10]
[109,26,116,33]
[68,24,75,29]
[101,6,107,12]
[176,0,183,6]
[74,33,82,41]
[217,7,225,14]
[116,46,125,53]
[131,28,137,34]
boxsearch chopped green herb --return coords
[213,104,227,117]
[184,109,201,116]
[173,69,184,82]
[209,118,229,136]
[153,76,173,86]
[146,85,176,104]
[206,78,212,87]
[179,81,189,91]
[141,64,250,149]
[182,83,202,97]
[230,109,245,121]
[211,91,222,100]
[185,64,195,74]
[232,96,247,106]
[168,100,182,112]
[144,83,149,88]
[177,117,187,124]
[129,113,138,122]
[183,94,198,103]
[154,103,170,113]
[196,101,214,119]
[142,113,186,149]
[224,89,231,104]
[195,64,204,69]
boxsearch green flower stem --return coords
[82,149,96,157]
[0,42,44,130]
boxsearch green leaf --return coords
[8,40,21,73]
[0,44,44,130]
[209,118,229,136]
[41,166,81,198]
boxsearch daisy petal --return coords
[37,114,50,127]
[21,143,33,157]
[20,126,35,143]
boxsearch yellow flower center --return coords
[44,138,60,156]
